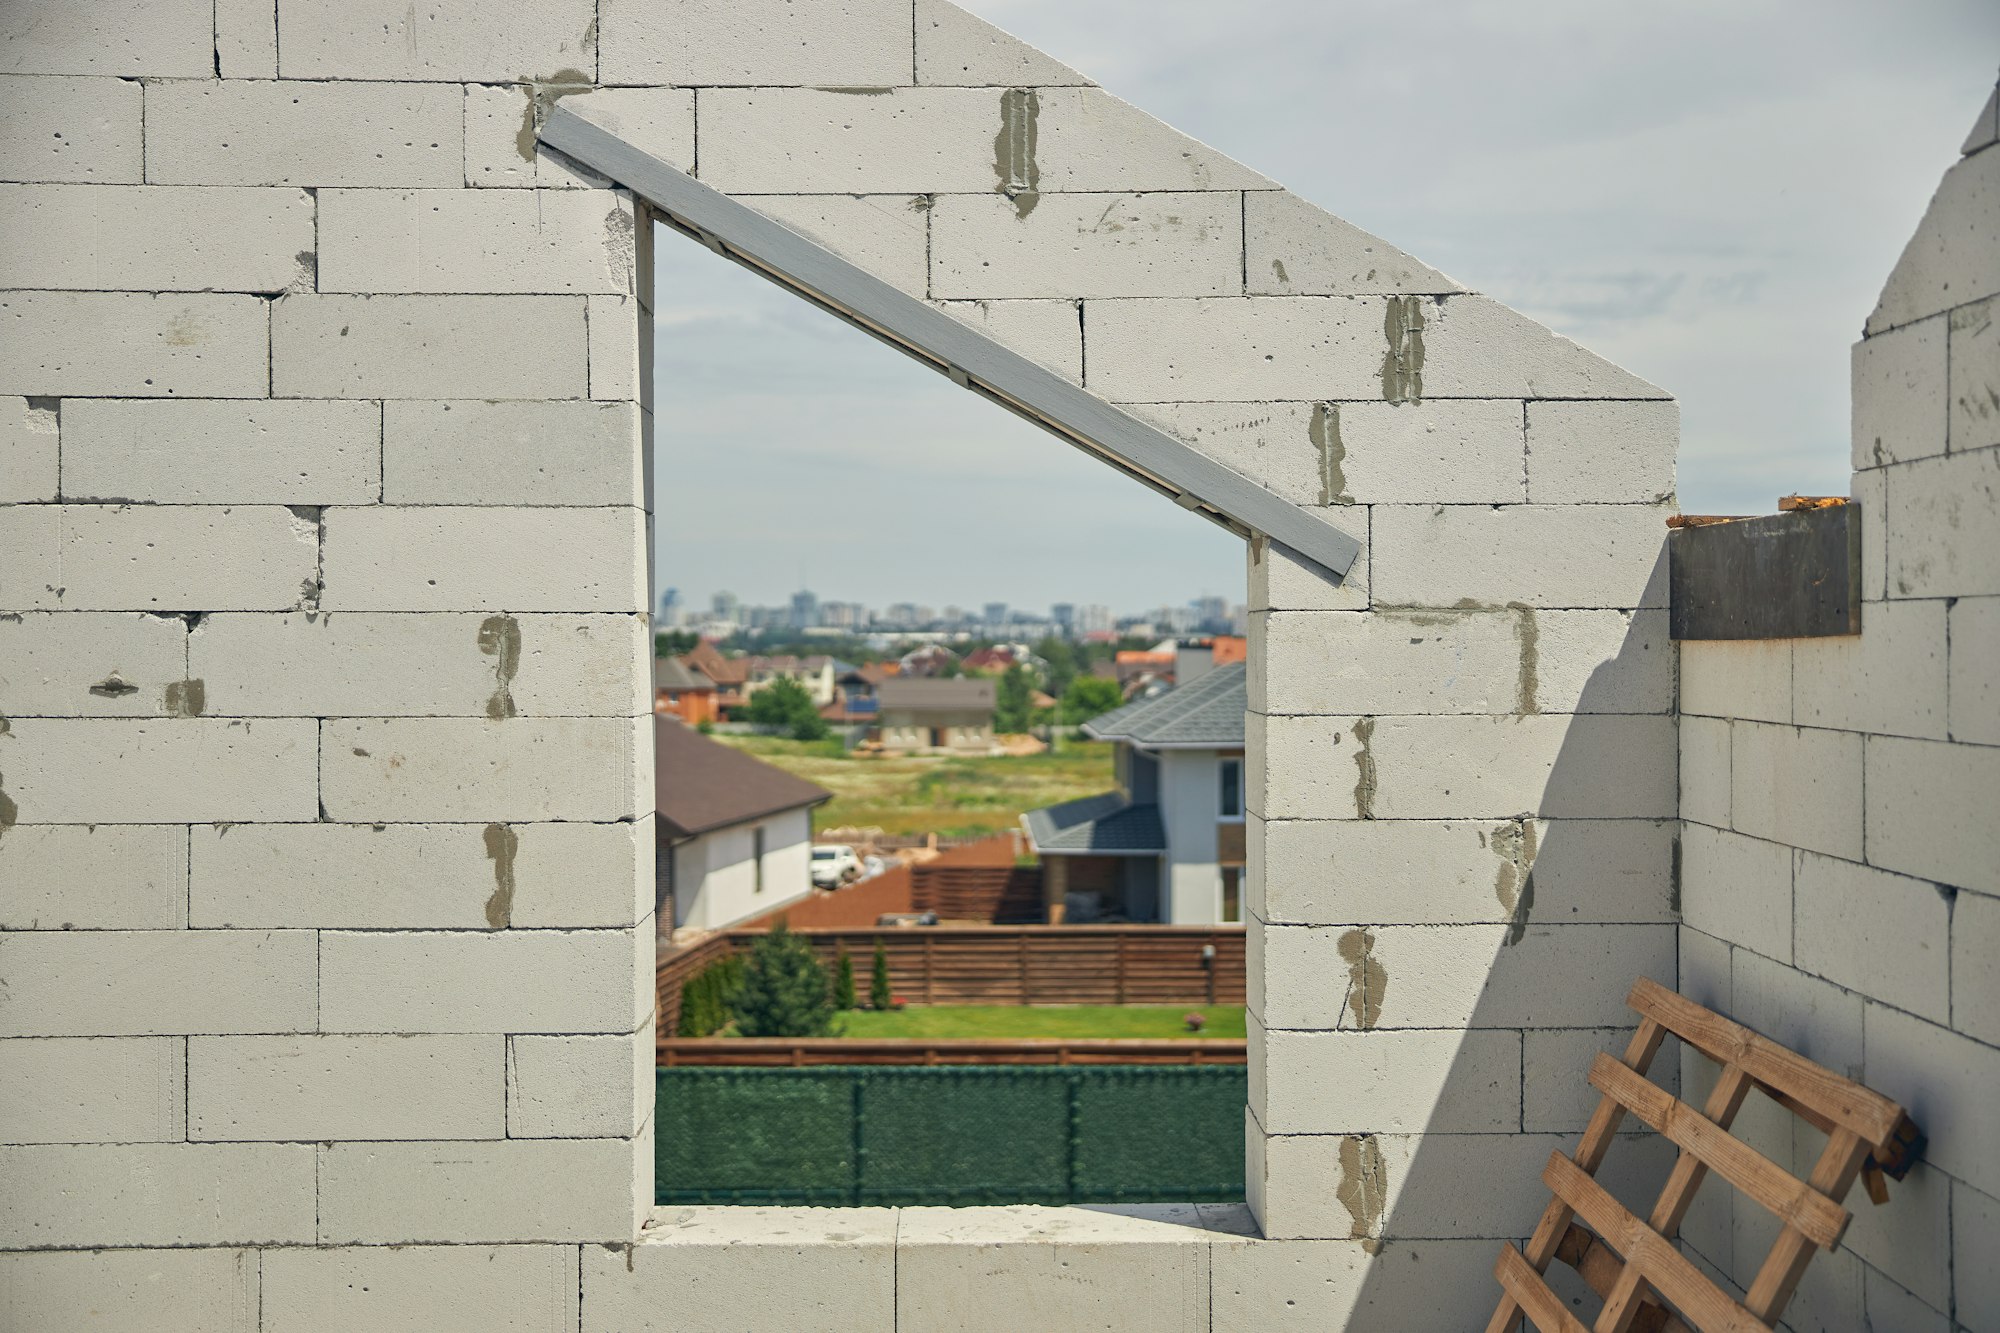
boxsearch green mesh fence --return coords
[656,1066,1247,1206]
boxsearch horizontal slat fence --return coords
[910,864,1044,923]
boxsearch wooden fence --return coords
[656,925,1246,1037]
[656,1038,1245,1066]
[909,864,1044,923]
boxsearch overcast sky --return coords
[652,2,1998,615]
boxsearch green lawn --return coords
[833,1005,1245,1040]
[712,733,1114,838]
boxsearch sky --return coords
[652,1,2000,616]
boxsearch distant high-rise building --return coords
[658,587,682,626]
[982,601,1007,629]
[710,590,739,623]
[1193,595,1229,630]
[789,589,819,630]
[1050,602,1075,634]
[1077,604,1112,634]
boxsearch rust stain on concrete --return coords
[994,88,1041,220]
[478,615,522,720]
[483,823,519,929]
[1337,928,1386,1029]
[1351,717,1377,819]
[1336,1134,1387,1248]
[1380,295,1425,403]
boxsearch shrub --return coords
[731,923,835,1038]
[832,944,857,1011]
[869,939,892,1011]
[676,955,745,1037]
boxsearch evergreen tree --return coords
[832,944,857,1011]
[730,924,835,1037]
[994,663,1033,733]
[745,676,829,741]
[869,939,893,1011]
[676,955,744,1037]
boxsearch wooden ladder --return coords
[1486,978,1923,1332]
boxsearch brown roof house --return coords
[654,717,830,932]
[872,677,996,754]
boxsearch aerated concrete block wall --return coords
[1676,93,2000,1332]
[0,2,1678,1327]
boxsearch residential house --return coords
[1022,662,1246,925]
[961,645,1019,673]
[653,656,718,726]
[897,643,959,677]
[654,716,831,934]
[682,639,749,713]
[743,654,838,707]
[873,677,996,753]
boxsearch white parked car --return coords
[810,844,861,889]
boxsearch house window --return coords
[1220,866,1241,923]
[1218,758,1242,819]
[753,825,765,893]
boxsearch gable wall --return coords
[0,2,1678,1326]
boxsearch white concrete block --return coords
[0,506,318,612]
[0,74,143,183]
[1033,88,1273,192]
[895,1206,1210,1333]
[1128,401,1321,505]
[1952,294,2000,454]
[321,716,643,822]
[1257,713,1676,821]
[1370,502,1670,609]
[0,1036,183,1143]
[1680,824,1792,965]
[1953,888,2000,1047]
[0,610,188,717]
[1867,147,2000,335]
[1247,533,1368,612]
[1210,1236,1499,1333]
[1865,1001,2000,1199]
[1525,399,1678,503]
[745,194,931,294]
[1254,1019,1521,1134]
[0,928,316,1037]
[319,189,635,295]
[0,184,313,293]
[277,0,595,80]
[589,293,646,403]
[1679,638,1792,723]
[0,718,318,823]
[1086,297,1381,402]
[936,298,1083,383]
[1864,733,2000,895]
[1320,398,1527,505]
[509,1031,650,1138]
[320,506,643,612]
[1679,713,1731,830]
[1528,608,1674,715]
[1729,721,1863,862]
[1679,925,1732,1016]
[216,0,277,78]
[0,0,210,76]
[192,819,648,930]
[1954,1178,2000,1328]
[1795,850,1950,1023]
[0,823,187,930]
[1852,315,1948,468]
[697,88,999,195]
[585,1208,898,1332]
[1258,608,1523,715]
[930,192,1243,299]
[271,293,586,399]
[1887,447,2000,599]
[317,1136,645,1243]
[1424,294,1667,399]
[264,1245,579,1333]
[1246,191,1460,297]
[319,928,644,1033]
[0,292,268,397]
[384,399,640,506]
[1861,1269,1950,1331]
[61,399,381,504]
[0,1248,258,1333]
[192,611,645,718]
[146,80,465,187]
[600,0,913,85]
[1523,1026,1679,1134]
[1839,1157,1952,1317]
[1729,948,1862,1082]
[915,0,1092,87]
[1853,465,1887,602]
[465,83,648,191]
[0,1141,315,1246]
[1948,595,2000,744]
[0,395,57,500]
[190,1034,505,1141]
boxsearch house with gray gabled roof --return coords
[1022,662,1247,925]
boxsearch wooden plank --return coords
[1588,1055,1849,1249]
[1542,1152,1768,1333]
[1494,1244,1591,1333]
[1553,1225,1687,1333]
[1626,979,1905,1148]
[1742,1127,1871,1323]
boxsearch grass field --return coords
[712,733,1114,838]
[833,1005,1245,1040]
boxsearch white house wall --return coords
[0,0,1692,1326]
[673,808,814,931]
[1159,748,1223,925]
[1676,111,2000,1328]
